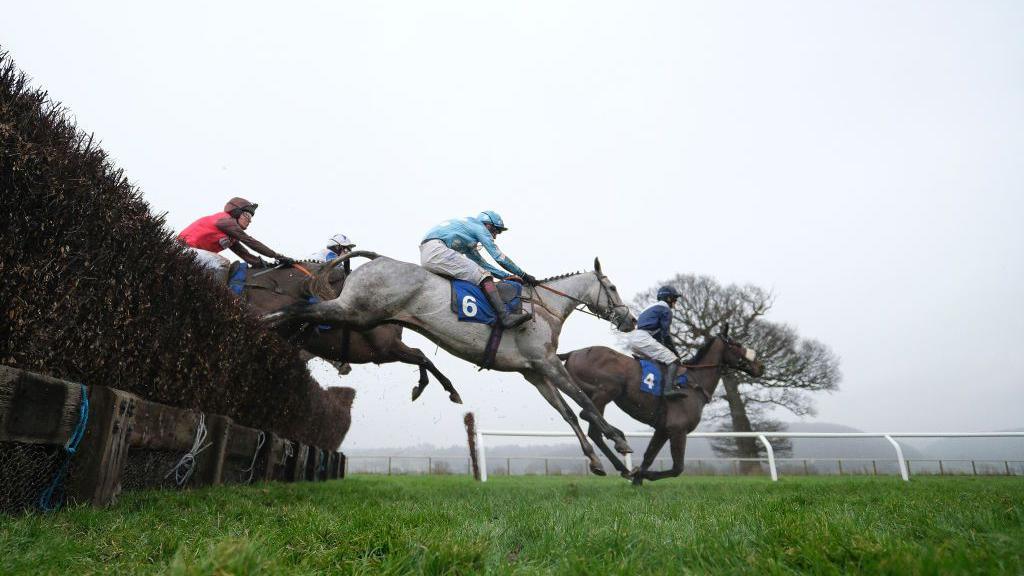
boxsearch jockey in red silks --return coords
[178,197,294,282]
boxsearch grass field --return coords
[1,475,1022,575]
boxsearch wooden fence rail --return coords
[0,365,346,513]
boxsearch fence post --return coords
[477,431,488,482]
[428,457,432,475]
[1006,461,1011,476]
[837,459,843,476]
[545,458,549,476]
[757,434,778,481]
[290,444,309,482]
[938,460,944,476]
[884,435,910,481]
[507,457,511,476]
[803,460,809,475]
[872,460,878,476]
[195,414,231,487]
[66,386,136,507]
[387,456,392,476]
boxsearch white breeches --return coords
[626,330,679,364]
[186,247,230,283]
[419,239,489,285]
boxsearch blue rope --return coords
[39,384,89,512]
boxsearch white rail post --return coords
[757,434,778,481]
[477,429,488,482]
[884,435,910,481]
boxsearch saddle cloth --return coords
[638,359,689,397]
[450,279,523,325]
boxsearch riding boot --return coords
[661,362,687,398]
[480,277,530,329]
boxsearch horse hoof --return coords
[590,464,607,476]
[614,439,633,455]
[631,475,643,487]
[411,387,424,402]
[620,470,632,480]
[449,392,463,404]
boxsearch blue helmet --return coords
[657,285,681,301]
[478,210,507,231]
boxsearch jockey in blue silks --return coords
[310,233,356,262]
[420,211,538,329]
[627,285,687,397]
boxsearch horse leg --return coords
[387,342,463,404]
[642,430,687,482]
[632,428,669,486]
[524,372,606,476]
[538,359,632,455]
[585,412,632,478]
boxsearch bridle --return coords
[531,271,631,326]
[680,337,760,401]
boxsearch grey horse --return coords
[264,253,638,475]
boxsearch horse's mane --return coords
[684,336,718,365]
[539,270,585,282]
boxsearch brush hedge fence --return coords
[0,49,350,450]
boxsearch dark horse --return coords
[234,256,462,403]
[559,324,764,484]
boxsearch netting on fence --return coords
[0,441,66,514]
[120,448,184,492]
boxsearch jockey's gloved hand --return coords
[277,257,296,267]
[521,273,538,285]
[250,259,268,269]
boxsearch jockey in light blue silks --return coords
[310,233,356,262]
[420,211,538,329]
[626,285,688,397]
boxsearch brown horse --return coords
[235,259,462,403]
[559,324,764,484]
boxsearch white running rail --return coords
[474,429,1024,482]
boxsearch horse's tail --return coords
[309,250,380,300]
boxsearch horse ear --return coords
[594,257,602,273]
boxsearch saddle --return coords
[449,279,524,325]
[448,279,528,369]
[635,357,689,397]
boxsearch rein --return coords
[530,271,628,323]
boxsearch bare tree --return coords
[632,274,841,471]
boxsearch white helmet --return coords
[328,233,355,249]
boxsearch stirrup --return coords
[501,311,531,329]
[662,385,687,398]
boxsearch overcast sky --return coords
[4,1,1022,449]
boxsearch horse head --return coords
[587,257,637,332]
[717,322,765,377]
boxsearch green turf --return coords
[1,475,1022,575]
